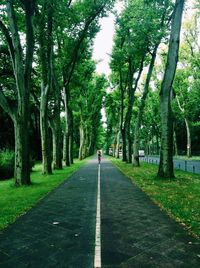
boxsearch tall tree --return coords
[0,1,35,185]
[61,0,114,166]
[133,0,173,166]
[158,0,185,178]
[37,0,54,174]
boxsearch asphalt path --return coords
[101,158,200,267]
[0,159,98,268]
[141,156,200,174]
[0,157,200,267]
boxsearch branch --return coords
[0,86,14,119]
[6,0,23,66]
[67,0,73,7]
[176,95,184,113]
[24,1,35,92]
[64,2,107,87]
[0,20,15,66]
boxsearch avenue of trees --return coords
[105,0,200,177]
[1,0,200,184]
[0,0,114,185]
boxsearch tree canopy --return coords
[1,0,200,183]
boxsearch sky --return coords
[92,0,196,77]
[92,2,124,76]
[92,15,115,76]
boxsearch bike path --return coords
[101,158,200,267]
[0,158,199,267]
[0,159,98,268]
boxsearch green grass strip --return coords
[0,159,87,231]
[111,157,200,238]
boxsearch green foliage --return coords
[106,0,174,154]
[172,13,200,154]
[0,150,15,180]
[0,150,35,180]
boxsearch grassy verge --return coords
[0,159,87,231]
[173,156,200,161]
[110,157,200,238]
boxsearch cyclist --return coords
[97,150,102,164]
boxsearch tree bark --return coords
[185,118,191,158]
[52,125,62,169]
[119,67,127,162]
[40,85,52,174]
[158,0,185,178]
[88,129,95,156]
[176,96,191,158]
[63,85,71,166]
[133,44,159,166]
[13,109,31,185]
[124,57,144,163]
[38,0,53,174]
[115,130,120,158]
[121,128,127,161]
[0,1,35,185]
[173,130,178,156]
[51,82,62,169]
[79,122,85,160]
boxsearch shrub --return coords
[0,150,15,180]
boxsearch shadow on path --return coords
[0,157,199,267]
[0,159,98,268]
[101,158,200,268]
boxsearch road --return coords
[0,157,199,267]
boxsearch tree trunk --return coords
[176,98,191,158]
[83,127,89,158]
[63,133,66,162]
[79,123,84,160]
[69,109,74,164]
[52,114,62,170]
[65,132,70,166]
[173,130,178,156]
[133,43,159,166]
[38,0,54,174]
[115,130,120,158]
[40,86,52,174]
[158,0,185,178]
[63,85,71,166]
[88,129,95,156]
[52,125,62,169]
[121,128,127,161]
[125,57,144,163]
[0,1,35,185]
[14,112,31,185]
[118,65,127,162]
[185,118,191,158]
[127,126,132,164]
[156,133,160,155]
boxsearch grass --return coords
[173,156,200,161]
[0,159,87,231]
[110,157,200,238]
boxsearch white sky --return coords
[92,0,196,76]
[92,2,124,76]
[92,15,115,76]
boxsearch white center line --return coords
[94,163,101,268]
